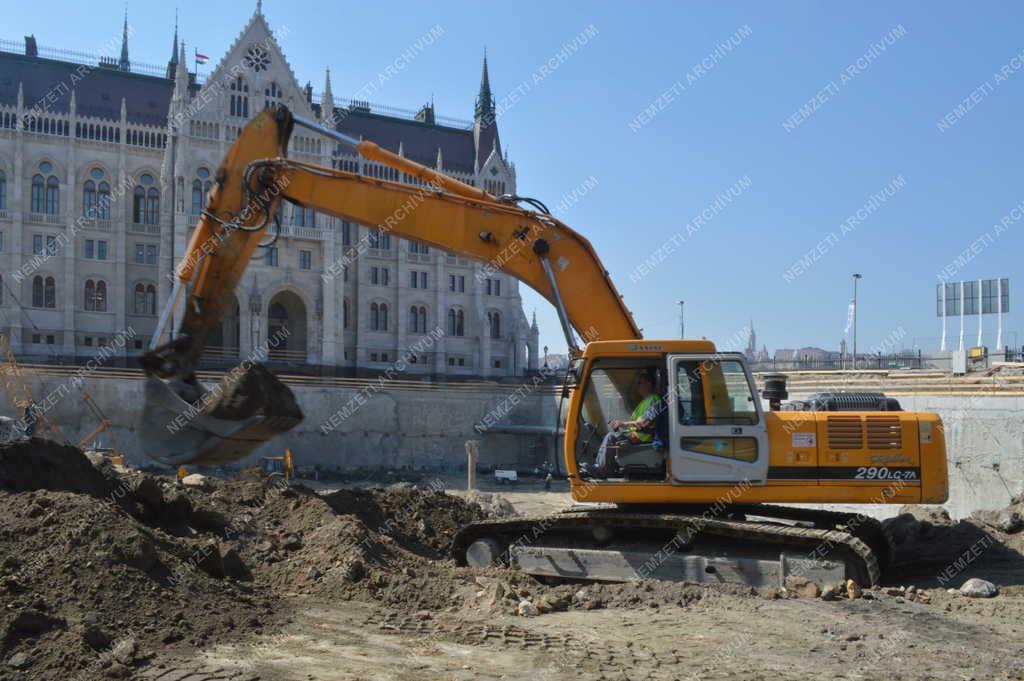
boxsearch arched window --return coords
[84,279,95,311]
[31,174,45,213]
[343,299,350,329]
[418,306,427,333]
[448,308,465,337]
[45,176,59,215]
[0,169,8,210]
[132,186,145,223]
[379,303,388,331]
[408,305,419,333]
[489,311,501,339]
[134,283,145,314]
[230,77,250,118]
[97,182,111,219]
[32,276,44,307]
[44,276,56,308]
[133,283,157,315]
[191,167,212,214]
[133,174,159,224]
[146,187,160,224]
[96,280,107,312]
[370,303,379,331]
[83,180,96,217]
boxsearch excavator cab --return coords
[570,342,770,486]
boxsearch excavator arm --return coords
[139,104,638,466]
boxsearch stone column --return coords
[433,250,446,374]
[320,223,339,365]
[62,127,77,356]
[8,84,25,352]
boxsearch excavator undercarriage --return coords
[455,504,888,587]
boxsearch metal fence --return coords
[751,351,926,372]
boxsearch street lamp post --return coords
[852,273,862,370]
[677,300,685,339]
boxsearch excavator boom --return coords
[139,105,637,466]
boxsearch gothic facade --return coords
[0,5,540,377]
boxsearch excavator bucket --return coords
[139,362,303,467]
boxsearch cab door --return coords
[668,353,769,484]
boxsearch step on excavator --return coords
[139,105,948,588]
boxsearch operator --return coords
[593,369,661,473]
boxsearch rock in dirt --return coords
[517,599,539,617]
[784,575,821,598]
[181,473,209,488]
[466,491,518,518]
[820,583,844,601]
[81,615,111,651]
[221,547,249,579]
[195,540,225,578]
[7,652,29,669]
[535,593,569,613]
[111,637,137,665]
[971,507,1023,534]
[845,579,862,600]
[110,534,159,573]
[960,578,998,598]
[6,609,65,638]
[281,533,303,551]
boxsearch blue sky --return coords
[9,1,1022,356]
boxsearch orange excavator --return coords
[140,105,948,586]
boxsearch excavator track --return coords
[453,507,880,587]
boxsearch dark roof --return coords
[330,107,477,175]
[0,51,173,126]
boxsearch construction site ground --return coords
[2,442,1022,681]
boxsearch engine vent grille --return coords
[827,415,864,450]
[866,415,902,450]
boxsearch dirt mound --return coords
[883,498,1024,589]
[0,439,112,496]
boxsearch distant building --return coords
[744,320,769,362]
[0,4,540,377]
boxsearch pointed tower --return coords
[527,310,540,372]
[119,8,131,72]
[321,68,335,125]
[473,51,501,170]
[172,42,189,104]
[166,10,179,79]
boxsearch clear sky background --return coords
[8,1,1022,356]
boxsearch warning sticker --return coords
[792,432,816,448]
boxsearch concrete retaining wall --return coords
[1,373,552,472]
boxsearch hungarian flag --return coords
[195,49,210,64]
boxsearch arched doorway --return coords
[208,294,240,359]
[267,290,307,363]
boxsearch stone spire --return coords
[173,42,189,103]
[119,8,130,71]
[436,147,444,171]
[166,9,179,78]
[474,49,494,121]
[473,50,501,171]
[321,68,335,124]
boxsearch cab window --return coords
[675,359,757,426]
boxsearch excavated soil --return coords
[2,439,1024,681]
